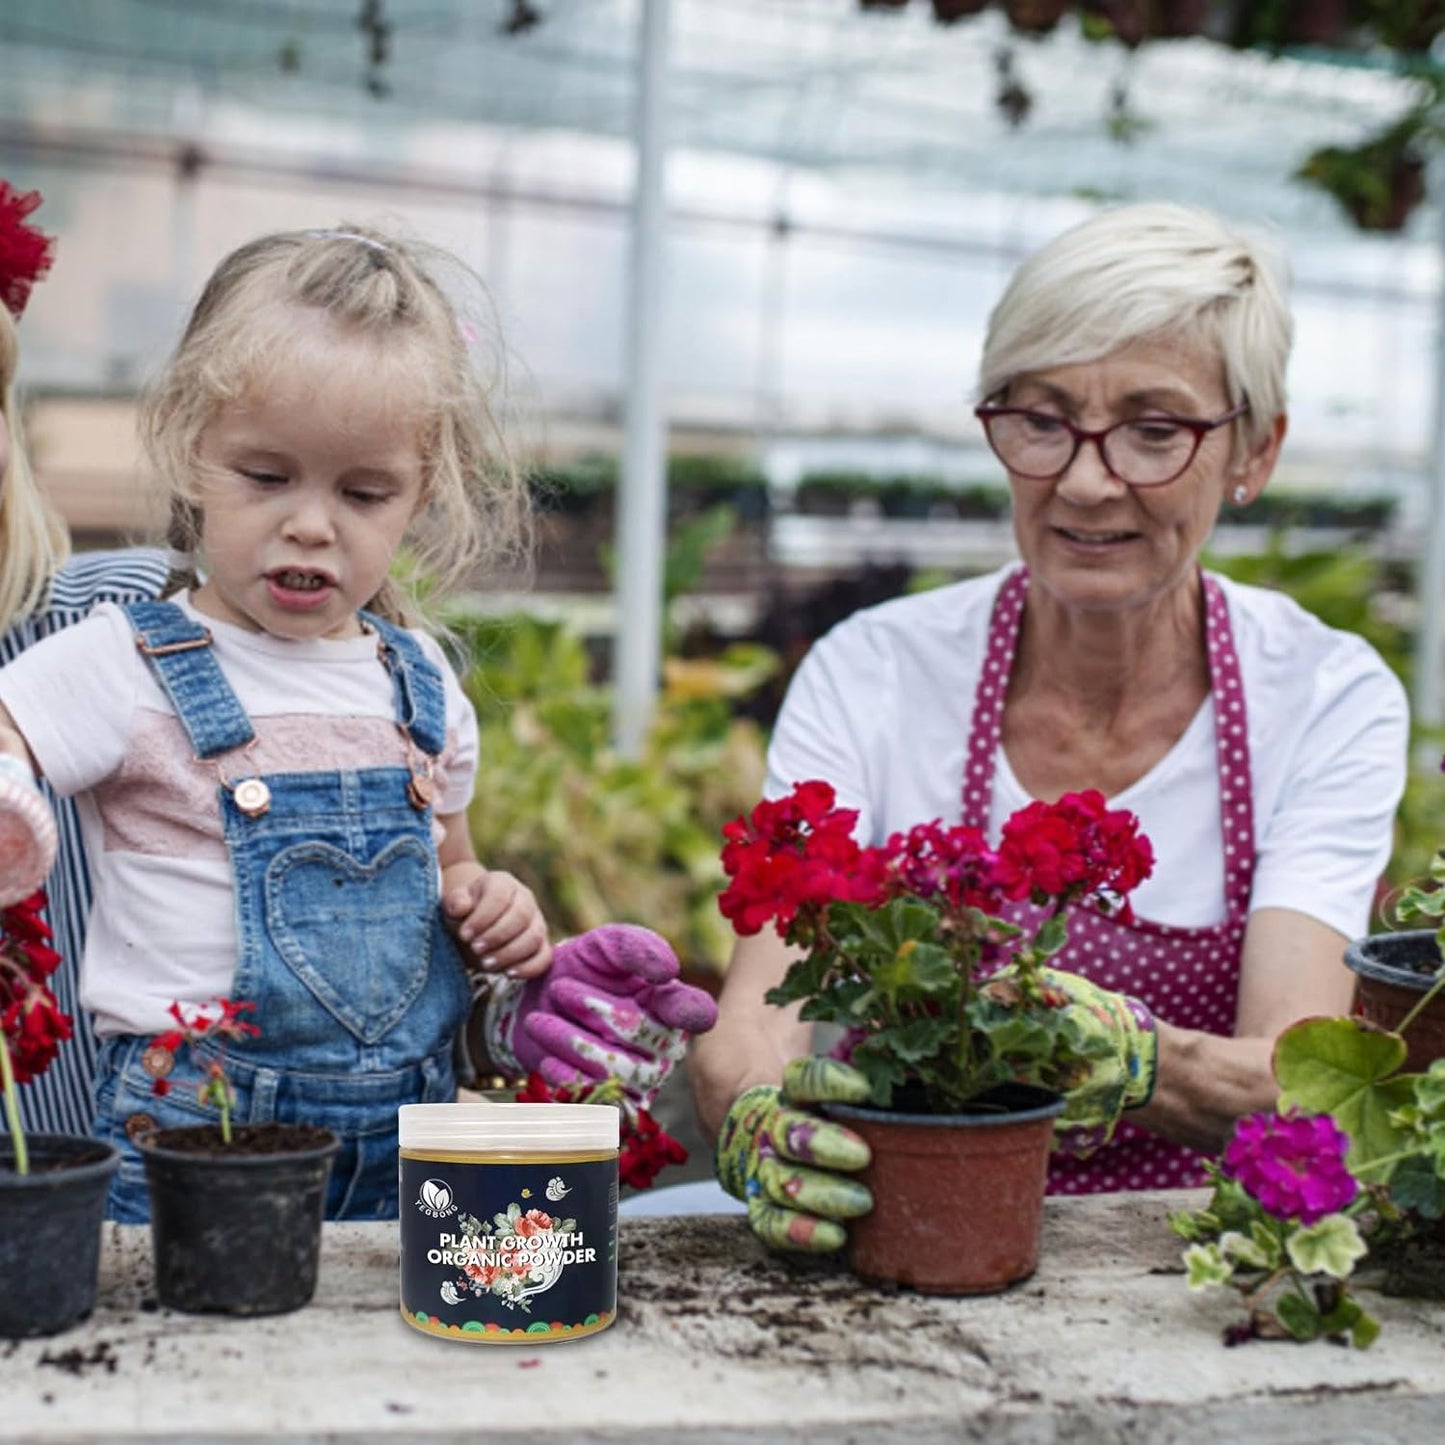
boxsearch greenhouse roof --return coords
[0,0,1428,238]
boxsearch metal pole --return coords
[1414,190,1445,731]
[611,0,671,757]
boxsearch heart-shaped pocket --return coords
[264,837,434,1043]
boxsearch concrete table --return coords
[3,1191,1445,1443]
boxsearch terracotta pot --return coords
[138,1122,339,1316]
[825,1082,1064,1295]
[0,1135,120,1338]
[1344,929,1445,1073]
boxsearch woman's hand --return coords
[715,1056,874,1253]
[988,964,1159,1155]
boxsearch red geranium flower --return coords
[513,1072,689,1190]
[0,889,75,1175]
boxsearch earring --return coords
[1232,485,1248,505]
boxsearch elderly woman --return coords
[692,202,1408,1247]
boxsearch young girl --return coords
[0,224,714,1220]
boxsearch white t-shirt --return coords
[0,594,478,1038]
[765,567,1408,940]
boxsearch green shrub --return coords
[447,609,775,974]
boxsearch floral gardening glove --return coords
[478,923,718,1108]
[715,1056,875,1254]
[987,964,1158,1157]
[0,755,56,909]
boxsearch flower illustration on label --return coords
[417,1178,457,1217]
[433,1202,593,1314]
[545,1176,571,1201]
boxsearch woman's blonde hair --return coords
[0,306,70,631]
[140,224,530,625]
[978,203,1293,451]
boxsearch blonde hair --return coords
[0,306,70,631]
[140,224,530,625]
[978,203,1293,451]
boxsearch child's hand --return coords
[478,924,719,1108]
[442,865,552,980]
[0,754,56,908]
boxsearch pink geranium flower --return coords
[1223,1109,1359,1225]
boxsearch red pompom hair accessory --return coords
[0,182,56,319]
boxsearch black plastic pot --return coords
[138,1123,339,1316]
[0,1134,120,1338]
[1344,929,1445,1073]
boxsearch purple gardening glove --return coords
[480,923,718,1106]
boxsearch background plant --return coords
[449,609,773,976]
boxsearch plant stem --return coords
[1350,1147,1417,1178]
[1394,958,1445,1038]
[0,1031,28,1175]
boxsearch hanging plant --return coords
[1296,111,1432,232]
[1360,0,1445,52]
[932,0,992,20]
[1005,0,1076,32]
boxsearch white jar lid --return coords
[399,1102,619,1153]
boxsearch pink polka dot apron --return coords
[960,566,1254,1193]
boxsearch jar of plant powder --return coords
[398,1102,618,1343]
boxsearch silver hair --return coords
[978,203,1293,449]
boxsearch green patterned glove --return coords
[989,964,1158,1157]
[714,1056,875,1253]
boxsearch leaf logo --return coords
[418,1178,456,1216]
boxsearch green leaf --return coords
[1274,1290,1324,1342]
[973,1009,1053,1062]
[1220,1229,1271,1271]
[1033,912,1068,958]
[871,940,958,1002]
[848,1043,910,1108]
[1183,1243,1232,1290]
[1416,1059,1445,1116]
[1350,1307,1381,1350]
[885,1014,955,1065]
[1275,1018,1419,1173]
[1285,1214,1368,1280]
[1387,1153,1445,1219]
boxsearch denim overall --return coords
[93,601,470,1222]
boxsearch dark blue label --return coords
[399,1154,617,1340]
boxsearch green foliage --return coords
[766,890,1113,1112]
[1275,1018,1416,1176]
[528,453,769,518]
[1171,1163,1379,1348]
[448,609,774,974]
[1296,114,1429,233]
[1204,539,1409,683]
